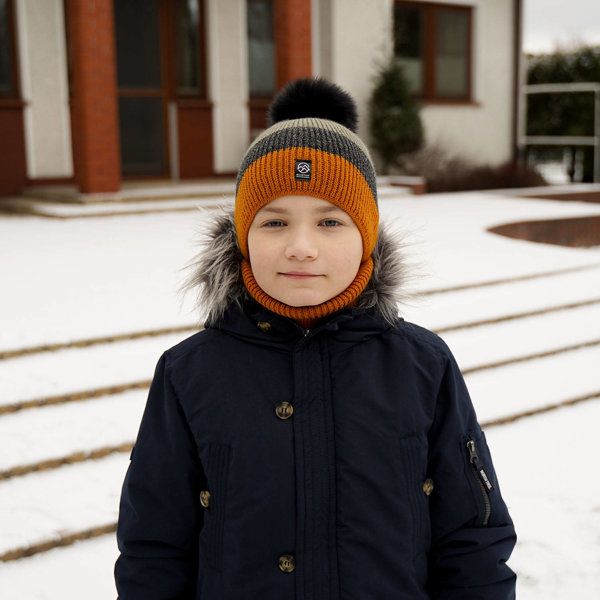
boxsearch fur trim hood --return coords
[183,209,408,326]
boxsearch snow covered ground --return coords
[1,188,600,598]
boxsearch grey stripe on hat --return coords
[236,126,377,203]
[249,117,374,160]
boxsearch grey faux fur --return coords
[183,209,407,326]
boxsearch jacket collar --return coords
[203,301,397,351]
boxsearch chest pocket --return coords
[200,443,231,571]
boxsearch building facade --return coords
[0,0,522,197]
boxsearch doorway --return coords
[113,0,208,178]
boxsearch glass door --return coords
[114,0,167,176]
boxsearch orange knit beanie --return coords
[234,78,379,326]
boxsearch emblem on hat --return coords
[295,159,312,181]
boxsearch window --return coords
[175,0,205,96]
[114,0,161,89]
[247,0,275,97]
[394,2,471,101]
[114,0,165,174]
[0,0,16,96]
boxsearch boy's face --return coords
[248,195,363,307]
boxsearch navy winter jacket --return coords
[115,216,516,599]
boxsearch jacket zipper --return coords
[287,318,310,337]
[466,439,494,526]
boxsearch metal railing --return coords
[520,82,600,182]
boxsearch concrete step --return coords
[466,343,600,423]
[404,263,600,330]
[0,331,190,408]
[0,390,144,472]
[0,453,127,556]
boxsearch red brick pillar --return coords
[67,0,121,194]
[274,0,312,89]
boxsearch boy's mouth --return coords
[280,271,321,279]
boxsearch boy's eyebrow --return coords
[259,206,288,214]
[315,205,345,214]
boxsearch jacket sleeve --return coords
[115,354,205,599]
[426,349,517,599]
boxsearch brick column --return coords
[67,0,120,193]
[274,0,312,89]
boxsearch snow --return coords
[443,303,600,371]
[412,266,600,329]
[0,195,226,217]
[466,345,600,423]
[0,332,192,406]
[487,400,600,599]
[0,391,145,472]
[0,210,204,350]
[1,187,600,598]
[0,454,129,553]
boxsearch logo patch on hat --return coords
[295,159,312,181]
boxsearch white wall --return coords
[316,0,393,145]
[207,0,249,173]
[15,0,73,179]
[420,0,516,165]
[317,0,517,167]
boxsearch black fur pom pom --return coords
[268,78,358,132]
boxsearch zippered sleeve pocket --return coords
[462,430,497,527]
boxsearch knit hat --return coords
[234,78,379,326]
[235,78,379,261]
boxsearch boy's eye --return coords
[321,219,342,227]
[263,220,286,228]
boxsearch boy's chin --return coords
[279,297,323,307]
[260,281,348,307]
[273,290,330,307]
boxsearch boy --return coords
[115,78,516,599]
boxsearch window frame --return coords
[394,0,473,104]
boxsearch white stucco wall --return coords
[420,0,516,165]
[207,0,249,173]
[318,0,517,167]
[15,0,73,179]
[316,0,393,145]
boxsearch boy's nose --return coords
[284,229,318,260]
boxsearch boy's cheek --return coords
[249,249,275,275]
[248,234,277,263]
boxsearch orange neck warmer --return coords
[241,258,373,330]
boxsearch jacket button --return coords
[278,554,295,573]
[275,401,293,420]
[257,321,271,332]
[200,490,211,508]
[422,478,434,496]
